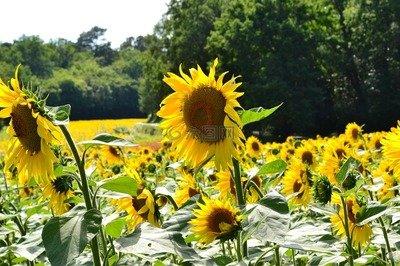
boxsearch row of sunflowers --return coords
[0,61,400,265]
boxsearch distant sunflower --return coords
[281,159,312,207]
[246,136,263,158]
[42,175,74,215]
[373,160,399,201]
[330,194,372,246]
[157,59,245,170]
[114,187,159,230]
[382,125,400,176]
[345,123,362,143]
[101,145,124,165]
[0,67,59,183]
[190,197,241,244]
[174,171,200,207]
[294,141,317,168]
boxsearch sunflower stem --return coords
[236,231,243,261]
[59,125,102,266]
[340,195,354,266]
[379,218,395,266]
[291,248,296,266]
[232,158,248,258]
[274,245,280,266]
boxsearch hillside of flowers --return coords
[0,62,400,266]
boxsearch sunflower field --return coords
[1,61,400,266]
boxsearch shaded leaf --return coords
[78,133,137,147]
[47,104,71,125]
[42,206,102,266]
[356,203,387,225]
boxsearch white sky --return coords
[1,0,169,48]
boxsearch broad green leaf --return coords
[318,254,347,265]
[78,133,137,147]
[162,196,198,232]
[104,217,126,238]
[42,206,102,266]
[335,157,358,184]
[258,190,289,214]
[354,255,379,265]
[239,103,282,126]
[257,159,287,176]
[11,227,44,261]
[114,223,201,261]
[99,175,137,196]
[356,203,387,225]
[46,104,71,125]
[0,213,17,221]
[243,191,289,243]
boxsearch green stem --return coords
[60,125,102,266]
[340,195,354,266]
[221,241,226,257]
[232,158,247,258]
[274,246,280,266]
[236,231,243,261]
[291,248,296,266]
[378,218,395,266]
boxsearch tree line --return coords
[0,0,399,140]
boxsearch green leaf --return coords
[356,203,387,225]
[243,190,289,244]
[239,103,282,126]
[335,157,358,184]
[78,133,137,147]
[162,196,198,232]
[318,254,347,265]
[42,206,102,266]
[354,255,379,265]
[99,175,138,196]
[114,223,200,261]
[104,217,126,238]
[46,104,71,125]
[257,159,287,176]
[11,227,44,261]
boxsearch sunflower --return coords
[281,159,312,207]
[373,160,399,201]
[174,171,200,207]
[345,122,363,144]
[42,175,74,215]
[101,145,124,166]
[382,125,400,176]
[330,194,372,246]
[294,141,318,169]
[246,136,263,158]
[0,67,60,184]
[114,187,159,230]
[190,197,241,244]
[157,59,245,170]
[214,170,236,199]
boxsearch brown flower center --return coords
[351,128,359,140]
[301,151,313,165]
[251,141,260,152]
[183,86,227,143]
[207,207,236,233]
[131,196,149,220]
[293,180,304,198]
[335,148,346,159]
[11,104,41,155]
[108,146,121,157]
[188,187,199,197]
[346,200,356,223]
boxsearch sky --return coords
[1,0,169,48]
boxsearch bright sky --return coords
[1,0,169,48]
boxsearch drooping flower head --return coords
[157,59,245,170]
[0,66,60,184]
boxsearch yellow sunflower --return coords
[373,160,399,201]
[100,145,124,166]
[42,175,74,215]
[281,159,312,207]
[214,170,236,199]
[330,193,372,246]
[294,140,318,169]
[0,67,60,184]
[382,125,400,176]
[157,59,245,170]
[246,136,263,158]
[114,187,159,230]
[174,171,200,207]
[190,197,241,244]
[345,122,363,144]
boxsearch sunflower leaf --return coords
[239,103,282,126]
[46,104,71,125]
[257,159,287,176]
[78,133,138,147]
[356,202,387,225]
[335,157,359,184]
[42,206,102,266]
[99,175,138,196]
